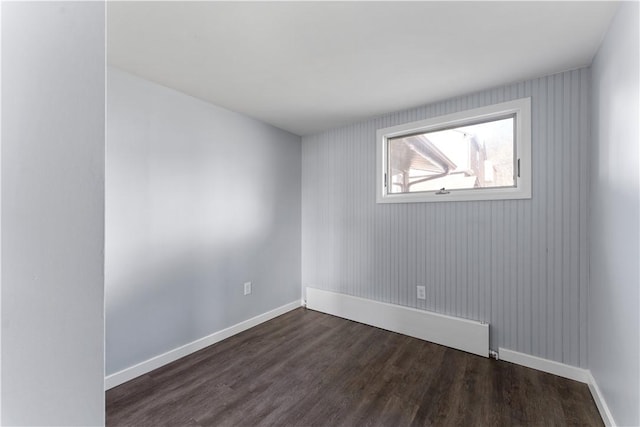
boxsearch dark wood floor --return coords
[107,308,603,426]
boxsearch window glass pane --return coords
[388,116,515,194]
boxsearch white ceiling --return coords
[107,1,618,136]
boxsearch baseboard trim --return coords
[105,300,302,390]
[587,371,617,427]
[306,287,488,357]
[498,348,589,383]
[498,348,616,426]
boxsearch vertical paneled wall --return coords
[302,69,590,367]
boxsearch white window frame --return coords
[376,97,531,203]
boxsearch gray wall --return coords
[106,68,301,375]
[302,68,590,367]
[1,2,105,425]
[589,2,640,425]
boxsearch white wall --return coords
[106,67,301,376]
[589,2,640,426]
[303,68,591,367]
[1,2,105,425]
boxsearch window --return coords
[376,98,531,203]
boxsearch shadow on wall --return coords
[105,239,269,376]
[107,249,219,375]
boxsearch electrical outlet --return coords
[417,285,426,300]
[244,282,252,295]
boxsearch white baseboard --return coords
[306,287,488,357]
[498,348,589,383]
[105,300,301,390]
[498,348,616,426]
[587,371,617,427]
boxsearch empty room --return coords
[1,1,638,426]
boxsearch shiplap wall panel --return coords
[302,68,590,367]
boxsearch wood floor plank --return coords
[107,308,603,427]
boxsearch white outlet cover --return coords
[417,286,426,300]
[244,282,252,295]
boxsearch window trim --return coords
[376,97,531,203]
